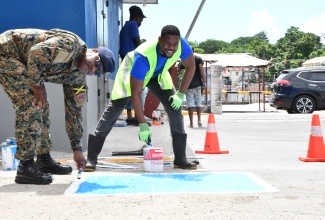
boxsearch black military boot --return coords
[85,134,106,172]
[36,153,72,175]
[172,133,197,170]
[15,158,52,185]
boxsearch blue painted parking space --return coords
[65,172,278,195]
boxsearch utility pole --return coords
[185,0,206,40]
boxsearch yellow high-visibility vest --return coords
[111,39,182,100]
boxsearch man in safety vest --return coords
[86,25,197,170]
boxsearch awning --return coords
[302,56,325,67]
[196,53,270,67]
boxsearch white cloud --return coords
[248,9,281,43]
[300,13,325,42]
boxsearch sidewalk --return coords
[221,102,279,112]
[181,102,280,114]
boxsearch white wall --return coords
[0,83,90,152]
[0,87,15,143]
[210,64,223,114]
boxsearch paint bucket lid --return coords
[5,137,16,145]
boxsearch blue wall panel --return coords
[106,0,122,79]
[0,0,98,150]
[0,0,96,45]
[84,0,97,47]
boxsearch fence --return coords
[202,90,272,105]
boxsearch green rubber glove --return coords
[168,91,185,110]
[138,123,152,143]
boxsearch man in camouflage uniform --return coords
[0,28,115,184]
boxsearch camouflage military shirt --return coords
[0,28,87,150]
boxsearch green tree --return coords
[194,27,324,83]
[185,40,205,54]
[275,26,321,60]
[266,57,287,81]
[229,34,274,60]
[187,40,197,47]
[198,39,229,53]
[254,31,269,43]
[193,47,205,54]
[231,36,255,46]
[309,48,325,58]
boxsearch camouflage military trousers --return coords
[0,56,52,161]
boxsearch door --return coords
[96,0,109,119]
[307,71,325,108]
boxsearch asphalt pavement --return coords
[1,103,325,219]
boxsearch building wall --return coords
[210,65,223,114]
[0,0,122,152]
[107,0,123,113]
[93,0,123,122]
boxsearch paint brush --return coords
[77,169,82,179]
[146,137,153,147]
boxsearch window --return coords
[309,72,325,81]
[297,71,309,80]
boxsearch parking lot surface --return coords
[1,103,325,219]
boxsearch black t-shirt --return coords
[179,55,204,89]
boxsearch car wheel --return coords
[287,109,295,114]
[292,95,316,114]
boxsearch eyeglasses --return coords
[95,59,102,77]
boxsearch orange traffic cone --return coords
[299,114,325,162]
[195,114,229,154]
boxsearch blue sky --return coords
[123,0,325,44]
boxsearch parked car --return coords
[270,66,325,114]
[269,71,288,107]
[269,72,288,92]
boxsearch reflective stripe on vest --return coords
[111,52,134,99]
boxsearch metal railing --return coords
[202,90,272,105]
